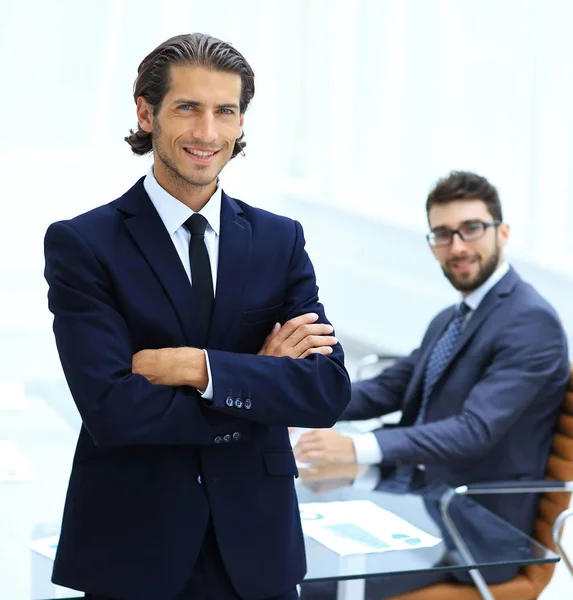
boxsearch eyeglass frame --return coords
[426,220,502,248]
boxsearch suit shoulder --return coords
[230,196,300,235]
[510,278,561,322]
[233,196,295,223]
[44,200,129,262]
[50,201,118,230]
[46,183,139,239]
[496,280,568,359]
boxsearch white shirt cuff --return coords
[346,432,383,465]
[352,465,382,491]
[200,350,213,400]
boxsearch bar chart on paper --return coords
[299,500,441,556]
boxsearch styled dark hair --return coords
[125,33,255,158]
[426,171,503,222]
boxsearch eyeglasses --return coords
[426,220,501,248]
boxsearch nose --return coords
[449,231,468,253]
[192,112,216,144]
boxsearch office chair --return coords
[390,364,573,600]
[355,354,403,380]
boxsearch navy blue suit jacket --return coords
[343,267,569,534]
[44,178,350,600]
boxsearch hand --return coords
[132,347,207,388]
[299,463,359,493]
[294,429,357,465]
[258,313,337,359]
[299,463,360,482]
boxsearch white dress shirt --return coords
[350,262,510,475]
[143,167,220,398]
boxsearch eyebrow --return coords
[171,99,240,110]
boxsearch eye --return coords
[219,107,234,115]
[179,104,195,111]
[461,221,483,234]
[433,230,451,242]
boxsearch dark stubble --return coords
[152,119,224,190]
[442,240,501,293]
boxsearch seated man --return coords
[297,170,570,599]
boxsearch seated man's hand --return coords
[258,313,337,359]
[299,463,359,493]
[294,429,357,465]
[299,463,360,482]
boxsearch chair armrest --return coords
[553,508,573,576]
[355,353,403,380]
[449,480,573,579]
[455,480,573,495]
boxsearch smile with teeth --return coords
[184,148,218,158]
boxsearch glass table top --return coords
[296,465,558,584]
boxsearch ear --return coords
[136,96,154,133]
[497,222,510,247]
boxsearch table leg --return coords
[337,577,365,600]
[336,554,366,600]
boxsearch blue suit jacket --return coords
[44,178,350,600]
[343,267,569,534]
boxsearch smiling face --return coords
[428,199,510,294]
[136,64,244,206]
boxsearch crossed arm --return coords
[45,220,349,449]
[132,312,338,388]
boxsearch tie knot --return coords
[457,302,470,317]
[185,213,208,235]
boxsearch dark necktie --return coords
[184,214,214,345]
[415,301,471,424]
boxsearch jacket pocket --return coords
[244,302,284,324]
[263,449,299,477]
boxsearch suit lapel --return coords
[402,267,520,417]
[207,192,252,349]
[407,310,454,400]
[401,310,453,421]
[117,179,203,344]
[439,267,519,377]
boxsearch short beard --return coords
[442,242,501,293]
[152,120,221,189]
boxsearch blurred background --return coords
[1,0,572,598]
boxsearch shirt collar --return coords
[463,262,510,312]
[143,167,221,236]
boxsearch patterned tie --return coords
[184,214,214,346]
[415,302,471,424]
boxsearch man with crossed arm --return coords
[45,33,349,600]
